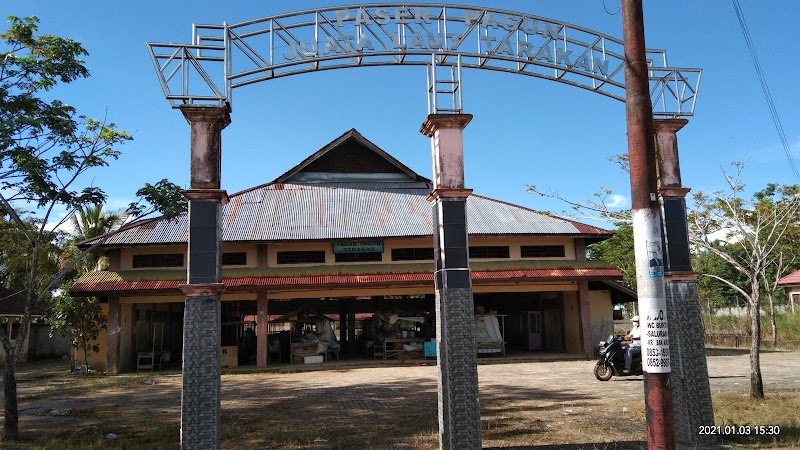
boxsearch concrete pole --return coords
[574,239,595,357]
[256,292,269,368]
[654,119,716,445]
[178,105,230,450]
[621,2,676,449]
[420,114,482,450]
[106,297,121,374]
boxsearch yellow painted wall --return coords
[120,243,255,270]
[120,235,579,271]
[75,303,109,372]
[557,289,614,355]
[590,290,614,345]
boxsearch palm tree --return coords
[68,204,123,271]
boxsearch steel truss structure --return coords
[147,4,701,117]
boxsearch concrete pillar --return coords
[178,105,230,450]
[106,297,121,374]
[256,292,268,369]
[347,301,357,354]
[574,239,594,357]
[420,114,482,450]
[654,118,716,445]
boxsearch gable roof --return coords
[80,129,612,248]
[778,269,800,287]
[273,128,429,184]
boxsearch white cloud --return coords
[607,194,630,208]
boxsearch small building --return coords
[71,129,631,373]
[778,269,800,314]
[0,285,44,364]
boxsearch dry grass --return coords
[2,360,799,449]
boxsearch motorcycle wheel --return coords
[594,362,613,381]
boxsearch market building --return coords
[71,129,631,373]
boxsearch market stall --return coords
[268,305,341,364]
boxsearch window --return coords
[521,245,566,258]
[277,251,326,264]
[469,246,510,259]
[391,248,435,261]
[335,252,383,262]
[132,253,184,268]
[222,252,247,266]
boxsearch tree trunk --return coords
[749,297,765,399]
[2,350,19,441]
[767,293,778,347]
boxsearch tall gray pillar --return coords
[256,292,268,368]
[655,118,716,445]
[106,297,121,375]
[178,105,230,450]
[574,239,595,357]
[420,114,482,450]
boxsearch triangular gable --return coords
[273,128,429,184]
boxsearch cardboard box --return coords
[304,355,323,364]
[221,346,238,368]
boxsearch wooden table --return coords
[383,338,424,360]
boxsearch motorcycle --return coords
[593,334,642,381]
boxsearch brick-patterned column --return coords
[179,284,224,449]
[179,105,230,450]
[256,292,268,368]
[655,118,715,445]
[106,297,121,374]
[421,114,482,450]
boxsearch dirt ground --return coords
[6,348,800,449]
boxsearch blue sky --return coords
[5,1,799,230]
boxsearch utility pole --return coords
[621,1,676,449]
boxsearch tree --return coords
[587,220,637,289]
[67,204,123,272]
[694,244,749,310]
[0,213,63,293]
[126,178,187,221]
[0,16,132,441]
[0,17,189,441]
[688,164,800,399]
[530,160,800,400]
[48,284,106,373]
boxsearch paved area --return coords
[220,348,799,402]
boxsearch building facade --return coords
[71,129,630,372]
[778,269,800,314]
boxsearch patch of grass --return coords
[4,358,800,450]
[705,313,800,343]
[36,424,181,450]
[713,392,800,448]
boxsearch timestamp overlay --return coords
[699,425,782,437]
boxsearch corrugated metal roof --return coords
[80,129,612,248]
[86,183,610,246]
[70,266,621,295]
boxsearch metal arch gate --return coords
[147,4,700,117]
[144,4,709,450]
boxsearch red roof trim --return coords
[70,268,622,295]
